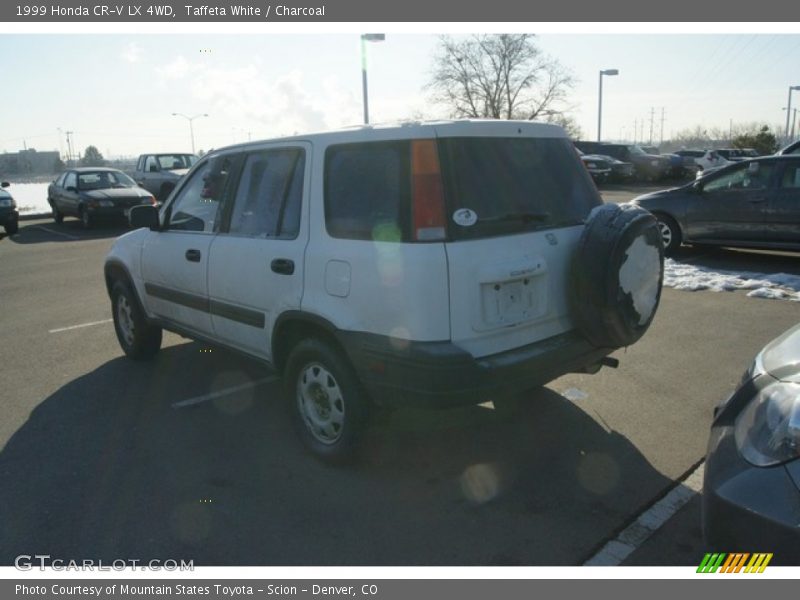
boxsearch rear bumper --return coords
[338,330,613,409]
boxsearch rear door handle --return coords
[271,258,295,275]
[185,249,202,262]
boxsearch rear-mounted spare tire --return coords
[571,203,664,349]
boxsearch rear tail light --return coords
[411,139,446,242]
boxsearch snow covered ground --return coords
[664,258,800,302]
[5,183,50,215]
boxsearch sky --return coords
[2,32,800,158]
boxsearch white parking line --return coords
[171,377,279,409]
[49,318,113,333]
[583,462,705,566]
[34,225,79,240]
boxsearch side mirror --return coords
[1,181,9,188]
[129,205,160,231]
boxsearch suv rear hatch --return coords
[433,125,602,359]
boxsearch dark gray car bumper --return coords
[702,379,800,563]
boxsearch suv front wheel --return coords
[111,281,162,360]
[284,338,369,463]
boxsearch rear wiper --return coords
[477,212,550,224]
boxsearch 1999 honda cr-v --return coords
[104,120,664,461]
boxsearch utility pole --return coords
[65,131,74,164]
[659,108,666,146]
[649,107,655,146]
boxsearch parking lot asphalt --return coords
[1,202,798,567]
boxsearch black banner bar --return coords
[3,0,800,22]
[1,579,793,600]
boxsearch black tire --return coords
[79,206,92,229]
[111,281,162,360]
[284,338,370,463]
[4,220,18,235]
[571,203,664,349]
[654,214,682,256]
[50,200,64,224]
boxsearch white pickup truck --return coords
[132,153,198,203]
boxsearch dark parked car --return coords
[577,149,612,182]
[0,181,19,235]
[602,155,636,181]
[703,322,800,562]
[48,168,156,229]
[575,142,671,181]
[631,156,800,255]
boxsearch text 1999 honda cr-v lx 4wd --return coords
[105,120,664,462]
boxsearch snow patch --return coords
[4,183,51,215]
[563,388,589,402]
[664,258,800,302]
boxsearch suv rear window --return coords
[438,137,601,240]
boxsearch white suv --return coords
[105,120,664,461]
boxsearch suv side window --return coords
[64,172,77,190]
[325,141,410,240]
[167,155,236,233]
[145,156,159,172]
[228,148,305,239]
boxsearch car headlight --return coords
[651,160,659,167]
[586,162,597,168]
[98,200,114,207]
[735,381,800,466]
[0,198,12,207]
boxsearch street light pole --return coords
[172,112,209,154]
[360,34,385,125]
[785,86,800,141]
[597,69,619,142]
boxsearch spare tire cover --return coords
[571,203,664,348]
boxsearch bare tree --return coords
[427,34,575,121]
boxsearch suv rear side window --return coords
[229,148,305,239]
[438,137,601,240]
[325,141,410,240]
